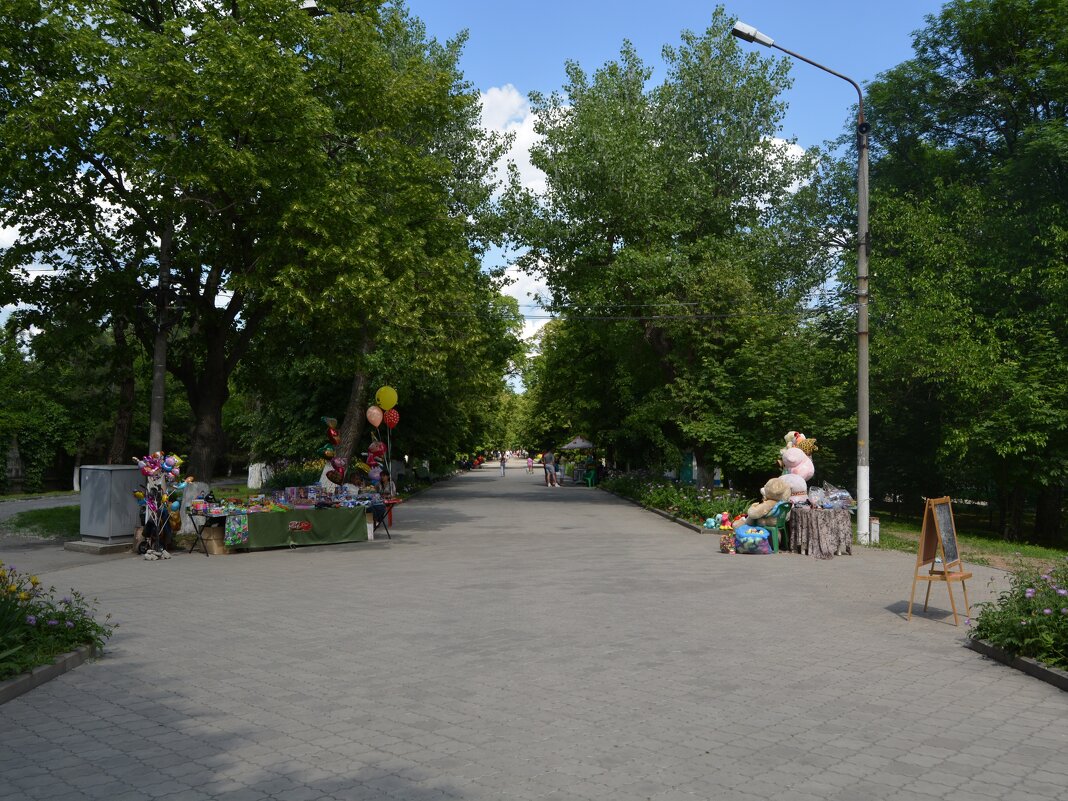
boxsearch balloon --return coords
[328,427,340,445]
[366,405,383,427]
[325,470,345,485]
[355,461,371,473]
[375,386,398,410]
[163,456,177,468]
[331,457,347,472]
[321,416,338,429]
[170,501,180,511]
[383,408,399,430]
[368,467,382,482]
[368,440,387,458]
[321,444,335,458]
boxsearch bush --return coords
[601,473,751,523]
[262,459,327,492]
[0,559,115,681]
[969,560,1068,670]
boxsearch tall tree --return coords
[0,0,506,477]
[864,0,1068,541]
[506,8,849,487]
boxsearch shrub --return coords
[1,560,115,680]
[601,473,751,523]
[262,459,327,492]
[969,560,1068,670]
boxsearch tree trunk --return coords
[108,322,137,464]
[338,336,374,464]
[1000,486,1025,541]
[186,376,228,481]
[1033,485,1063,548]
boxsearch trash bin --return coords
[79,465,143,544]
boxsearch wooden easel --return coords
[907,497,972,626]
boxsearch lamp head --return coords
[731,21,775,47]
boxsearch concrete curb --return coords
[0,645,101,706]
[965,638,1068,692]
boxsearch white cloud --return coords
[480,84,546,195]
[480,85,552,345]
[502,263,550,342]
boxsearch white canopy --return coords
[560,436,594,450]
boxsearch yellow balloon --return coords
[375,385,398,410]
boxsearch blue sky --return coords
[405,1,947,150]
[403,1,948,337]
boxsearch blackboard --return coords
[932,499,959,564]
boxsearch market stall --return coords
[186,489,385,555]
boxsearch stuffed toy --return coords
[781,431,815,482]
[733,476,792,529]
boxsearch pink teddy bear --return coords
[781,431,814,482]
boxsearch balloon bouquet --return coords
[363,386,399,490]
[320,417,348,488]
[132,452,193,560]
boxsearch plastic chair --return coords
[583,469,596,487]
[761,502,791,553]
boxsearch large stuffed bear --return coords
[781,431,815,482]
[730,476,791,554]
[733,476,792,529]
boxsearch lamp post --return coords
[731,21,872,544]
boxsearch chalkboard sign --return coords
[932,500,959,564]
[908,497,972,625]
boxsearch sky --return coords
[403,0,948,339]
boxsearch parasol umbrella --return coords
[560,436,594,450]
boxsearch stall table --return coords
[789,507,852,559]
[188,508,372,554]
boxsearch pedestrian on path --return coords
[526,455,534,474]
[499,454,507,477]
[542,449,558,487]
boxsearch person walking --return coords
[542,449,557,487]
[526,454,534,474]
[499,453,507,477]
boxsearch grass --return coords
[0,490,80,501]
[1,506,82,540]
[871,509,1067,571]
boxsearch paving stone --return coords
[3,470,1067,801]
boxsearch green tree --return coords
[864,0,1068,542]
[505,8,850,488]
[1,0,507,478]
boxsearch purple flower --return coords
[1043,609,1053,615]
[61,596,71,605]
[25,615,36,626]
[65,621,74,629]
[1025,588,1036,599]
[1062,608,1068,615]
[1041,574,1050,581]
[46,619,58,626]
[964,618,972,626]
[1057,589,1067,596]
[1020,620,1029,626]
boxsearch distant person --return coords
[556,456,565,486]
[542,449,557,487]
[526,455,534,474]
[499,453,507,477]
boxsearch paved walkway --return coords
[2,469,1066,801]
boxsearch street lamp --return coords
[731,21,872,544]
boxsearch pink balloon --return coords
[366,405,383,427]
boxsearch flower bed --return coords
[968,560,1068,672]
[600,473,751,525]
[1,560,114,682]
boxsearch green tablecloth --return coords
[244,508,372,550]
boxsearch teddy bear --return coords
[733,476,792,529]
[781,431,815,482]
